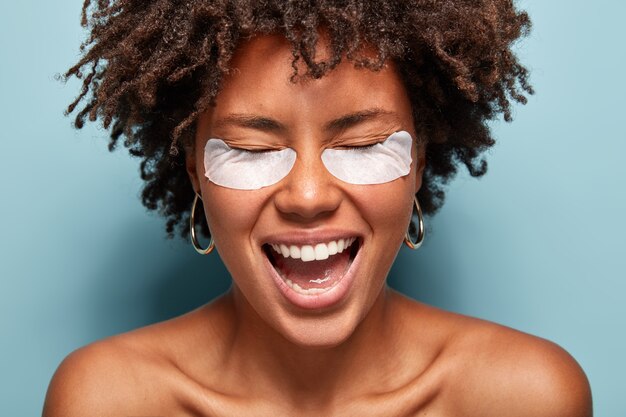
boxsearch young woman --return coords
[44,1,592,415]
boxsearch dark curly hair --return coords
[65,0,532,238]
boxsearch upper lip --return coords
[260,229,363,246]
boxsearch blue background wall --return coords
[1,1,624,415]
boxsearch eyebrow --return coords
[324,108,393,132]
[213,114,285,132]
[213,108,394,133]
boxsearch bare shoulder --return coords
[42,334,148,416]
[444,312,592,417]
[391,294,591,417]
[42,307,217,417]
[42,299,234,416]
[41,324,193,417]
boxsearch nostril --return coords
[273,181,342,220]
[274,191,342,220]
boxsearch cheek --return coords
[353,177,414,242]
[201,184,267,252]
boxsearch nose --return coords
[273,147,342,222]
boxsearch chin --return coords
[274,311,363,349]
[226,229,395,349]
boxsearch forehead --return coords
[210,34,411,122]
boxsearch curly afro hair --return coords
[65,0,532,238]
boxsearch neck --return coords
[220,285,405,407]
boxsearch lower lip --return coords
[262,244,362,310]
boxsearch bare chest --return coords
[152,373,448,417]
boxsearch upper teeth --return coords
[270,238,357,262]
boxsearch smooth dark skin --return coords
[43,35,592,416]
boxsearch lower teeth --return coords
[310,277,330,284]
[284,278,334,295]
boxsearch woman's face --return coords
[187,34,424,347]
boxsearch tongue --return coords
[274,250,351,290]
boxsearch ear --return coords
[414,144,426,194]
[185,144,201,195]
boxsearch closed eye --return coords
[334,142,380,151]
[227,144,280,154]
[233,147,274,154]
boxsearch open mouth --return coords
[263,238,361,296]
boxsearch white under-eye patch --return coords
[203,139,296,190]
[321,131,413,185]
[203,131,413,190]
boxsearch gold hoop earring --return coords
[190,192,215,255]
[404,197,425,250]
